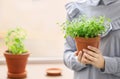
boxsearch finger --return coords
[81,57,86,64]
[88,46,101,53]
[81,54,93,65]
[82,53,98,67]
[83,49,98,58]
[84,53,97,62]
[78,51,83,62]
[81,53,88,64]
[83,57,93,65]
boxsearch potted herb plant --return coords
[4,27,30,78]
[62,16,110,54]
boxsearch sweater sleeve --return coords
[63,36,87,72]
[100,56,120,77]
[63,2,87,71]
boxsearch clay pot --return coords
[75,36,100,53]
[4,51,29,78]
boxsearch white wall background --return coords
[0,0,70,57]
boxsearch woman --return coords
[63,0,120,79]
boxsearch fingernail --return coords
[83,49,85,51]
[88,46,91,48]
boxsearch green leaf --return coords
[5,27,27,55]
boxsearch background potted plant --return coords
[4,27,30,78]
[62,16,110,54]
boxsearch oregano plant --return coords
[61,16,110,38]
[5,27,27,55]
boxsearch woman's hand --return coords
[75,51,84,63]
[80,46,105,69]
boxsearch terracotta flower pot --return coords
[4,52,30,78]
[75,36,100,53]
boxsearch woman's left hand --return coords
[81,46,105,69]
